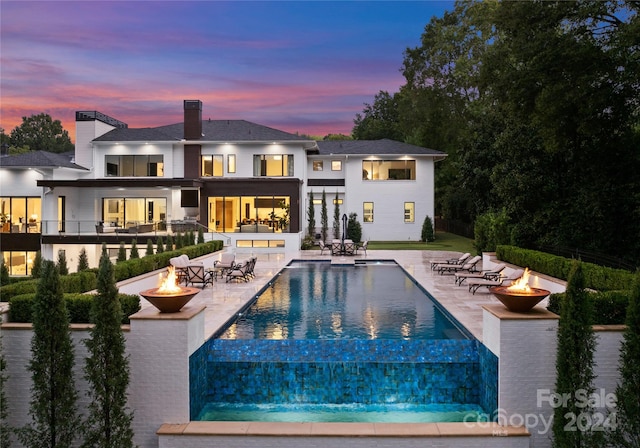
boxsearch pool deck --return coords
[139,249,506,342]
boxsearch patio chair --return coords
[468,269,525,295]
[454,263,506,286]
[318,241,329,254]
[356,240,368,255]
[185,264,213,288]
[226,261,252,283]
[213,253,236,279]
[170,254,192,285]
[437,255,481,275]
[430,253,470,271]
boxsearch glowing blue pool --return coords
[190,260,497,422]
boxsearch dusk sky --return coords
[1,1,454,140]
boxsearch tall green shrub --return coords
[474,208,511,254]
[553,261,598,447]
[421,215,435,242]
[77,247,90,272]
[307,190,316,238]
[197,227,204,244]
[18,260,80,447]
[0,258,9,286]
[145,239,154,257]
[56,250,69,275]
[609,272,640,447]
[117,242,127,263]
[82,250,135,447]
[166,234,174,251]
[333,192,341,239]
[321,190,328,243]
[129,239,139,259]
[347,212,362,243]
[156,236,164,253]
[31,251,42,279]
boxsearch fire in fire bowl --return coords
[490,286,550,313]
[139,287,200,313]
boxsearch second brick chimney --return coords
[183,100,202,140]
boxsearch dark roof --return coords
[316,139,446,156]
[94,120,308,143]
[0,151,88,170]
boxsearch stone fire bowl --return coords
[490,286,550,313]
[139,287,200,313]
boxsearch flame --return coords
[156,266,183,294]
[507,267,532,292]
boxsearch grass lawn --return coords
[366,232,475,254]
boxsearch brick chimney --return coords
[183,100,202,140]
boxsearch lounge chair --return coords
[213,253,236,279]
[170,254,200,285]
[454,263,506,286]
[437,255,481,275]
[468,269,525,295]
[226,261,252,283]
[430,253,470,271]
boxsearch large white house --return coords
[0,100,445,273]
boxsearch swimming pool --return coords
[190,260,497,422]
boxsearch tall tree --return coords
[553,261,598,447]
[333,192,341,240]
[56,250,69,276]
[307,191,315,238]
[9,113,74,153]
[352,91,402,140]
[321,190,329,243]
[18,260,80,448]
[77,247,90,272]
[82,250,135,447]
[129,239,139,260]
[609,272,640,447]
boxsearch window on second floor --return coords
[253,155,294,177]
[331,160,342,171]
[202,155,224,177]
[362,159,415,181]
[105,155,164,177]
[313,160,323,171]
[228,154,236,173]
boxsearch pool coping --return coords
[157,421,531,438]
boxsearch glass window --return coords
[1,197,42,233]
[201,155,223,177]
[331,160,342,171]
[253,155,293,177]
[404,202,415,223]
[208,195,290,232]
[102,197,166,226]
[362,160,415,181]
[333,198,343,205]
[228,154,236,173]
[2,250,38,276]
[313,160,323,171]
[363,202,374,223]
[104,155,164,177]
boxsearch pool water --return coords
[218,261,468,340]
[190,261,498,422]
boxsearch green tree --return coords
[56,250,69,275]
[0,333,9,448]
[197,227,204,244]
[18,260,80,447]
[165,235,174,252]
[0,258,9,286]
[9,113,74,153]
[117,242,127,263]
[175,232,183,250]
[609,271,640,447]
[307,191,316,238]
[31,251,42,279]
[82,250,135,447]
[346,213,362,243]
[77,247,90,272]
[333,192,341,240]
[352,91,402,140]
[156,236,164,254]
[553,261,598,447]
[145,239,154,257]
[321,190,329,243]
[421,216,435,243]
[129,239,139,260]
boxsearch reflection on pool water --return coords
[190,261,498,422]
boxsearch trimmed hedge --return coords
[496,245,634,291]
[0,240,223,301]
[8,293,140,324]
[548,290,630,325]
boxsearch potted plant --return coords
[278,201,290,232]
